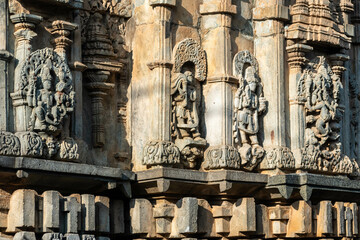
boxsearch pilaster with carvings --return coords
[200,0,240,170]
[143,0,176,166]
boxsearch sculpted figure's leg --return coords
[240,130,248,144]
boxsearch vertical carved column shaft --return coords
[201,0,236,148]
[253,0,289,147]
[10,13,42,132]
[148,0,175,141]
[286,43,312,162]
[85,71,114,148]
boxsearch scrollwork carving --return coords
[233,51,267,171]
[143,141,181,167]
[0,132,20,156]
[261,146,295,170]
[16,132,44,157]
[173,38,207,81]
[203,145,241,170]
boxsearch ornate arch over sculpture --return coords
[173,38,207,81]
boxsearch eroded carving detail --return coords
[203,145,241,170]
[261,146,296,170]
[298,56,356,174]
[233,51,267,171]
[143,141,181,167]
[0,132,20,156]
[16,132,44,157]
[59,138,79,160]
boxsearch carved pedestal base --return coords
[300,148,358,175]
[260,146,296,171]
[203,145,240,170]
[0,131,78,161]
[143,140,180,167]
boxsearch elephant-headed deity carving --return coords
[297,56,355,173]
[233,50,267,171]
[23,48,75,137]
[171,38,207,168]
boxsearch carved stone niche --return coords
[9,48,78,160]
[297,56,358,174]
[170,38,207,169]
[231,50,267,171]
[143,39,207,169]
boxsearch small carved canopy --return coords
[233,50,259,79]
[19,48,73,93]
[173,38,207,82]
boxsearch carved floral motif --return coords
[261,146,296,170]
[0,132,20,156]
[233,51,267,171]
[173,38,207,82]
[16,132,44,157]
[143,141,180,167]
[203,145,241,170]
[59,138,79,160]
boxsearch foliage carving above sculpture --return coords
[233,50,267,171]
[173,38,207,82]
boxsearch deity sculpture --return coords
[298,56,352,173]
[171,71,206,168]
[27,58,73,135]
[233,66,267,170]
[171,71,202,140]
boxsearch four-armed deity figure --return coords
[233,66,267,169]
[233,66,266,149]
[27,56,74,135]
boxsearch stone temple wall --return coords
[0,0,360,239]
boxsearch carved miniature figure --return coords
[233,66,267,170]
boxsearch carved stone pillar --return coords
[82,8,123,148]
[141,0,177,168]
[84,71,114,148]
[200,0,240,170]
[10,13,42,132]
[286,43,313,165]
[48,20,78,59]
[147,0,175,141]
[253,1,289,148]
